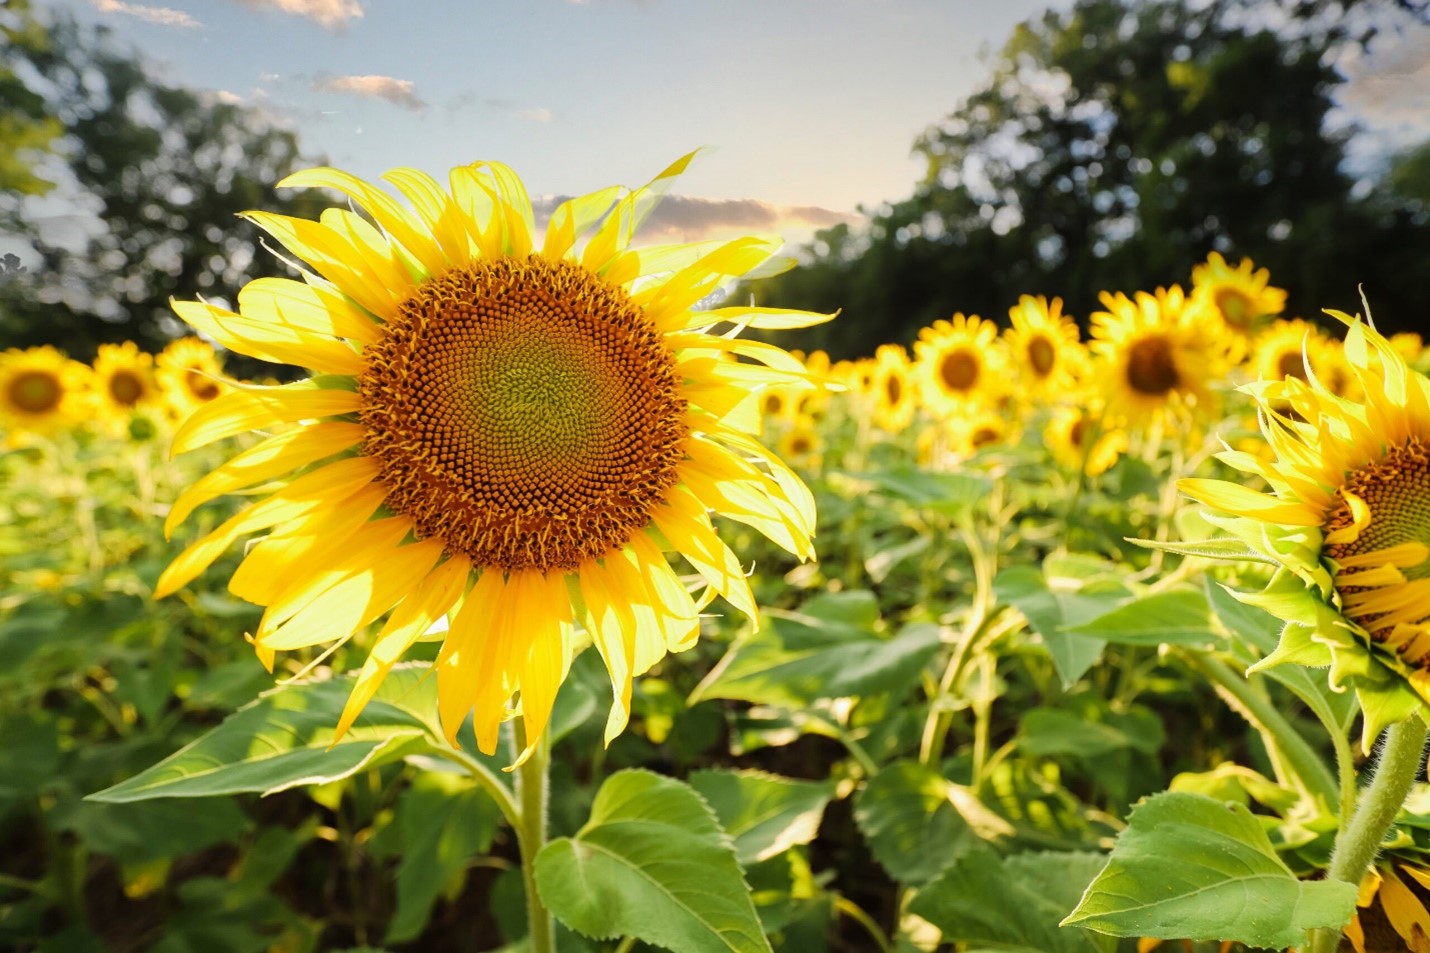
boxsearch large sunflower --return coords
[93,341,160,419]
[156,337,230,419]
[157,155,829,762]
[0,346,92,437]
[913,313,1007,415]
[1190,251,1287,348]
[1090,286,1221,431]
[1003,295,1084,398]
[1180,313,1430,745]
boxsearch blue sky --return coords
[23,0,1430,250]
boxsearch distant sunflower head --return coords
[0,346,92,438]
[1251,318,1327,384]
[913,313,1007,415]
[778,424,823,468]
[1180,312,1430,748]
[1191,251,1286,344]
[1004,295,1083,397]
[93,342,160,419]
[872,343,916,433]
[156,337,229,418]
[157,155,830,762]
[1090,286,1220,430]
[952,408,1014,458]
[1044,405,1126,477]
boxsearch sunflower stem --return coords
[515,725,556,953]
[1309,714,1427,953]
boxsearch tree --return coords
[0,0,62,202]
[748,0,1430,357]
[0,9,326,362]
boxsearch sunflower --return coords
[952,407,1014,458]
[93,341,160,419]
[0,346,92,438]
[777,424,823,469]
[157,155,829,762]
[1251,318,1328,384]
[1179,314,1430,747]
[156,337,230,419]
[1190,251,1286,350]
[1345,864,1430,953]
[1089,286,1221,431]
[1003,295,1084,398]
[871,343,916,433]
[1044,405,1126,477]
[913,313,1007,415]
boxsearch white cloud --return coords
[515,107,553,123]
[92,0,201,28]
[234,0,363,31]
[312,74,426,112]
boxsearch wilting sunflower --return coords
[1090,287,1221,431]
[1190,251,1286,350]
[1003,295,1084,398]
[156,337,230,419]
[93,342,160,419]
[871,343,916,433]
[913,313,1007,415]
[0,346,92,438]
[1250,318,1328,384]
[157,155,829,762]
[1180,314,1430,747]
[1344,863,1430,953]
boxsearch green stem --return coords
[435,746,522,833]
[833,895,894,953]
[1182,653,1338,810]
[515,726,556,953]
[1309,715,1428,953]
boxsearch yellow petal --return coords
[650,485,756,619]
[255,517,414,634]
[170,385,361,456]
[171,299,364,376]
[238,277,383,346]
[437,569,508,750]
[541,185,624,260]
[279,166,448,276]
[509,571,574,767]
[1325,490,1371,545]
[240,211,399,320]
[1176,478,1323,525]
[383,167,472,265]
[577,559,638,744]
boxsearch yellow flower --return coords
[157,155,829,762]
[1250,318,1328,384]
[0,346,92,438]
[1191,251,1286,346]
[1180,313,1430,746]
[1003,295,1085,397]
[777,424,823,469]
[1044,405,1126,477]
[871,343,917,433]
[156,338,230,419]
[1090,286,1221,431]
[93,342,161,420]
[952,408,1014,458]
[913,313,1007,415]
[1345,865,1430,953]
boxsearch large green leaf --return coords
[534,769,771,953]
[88,663,441,802]
[994,566,1119,688]
[690,769,835,866]
[1065,588,1223,648]
[1063,792,1357,947]
[51,795,250,865]
[1018,706,1164,759]
[691,595,943,709]
[386,766,502,943]
[911,847,1113,953]
[853,761,1009,884]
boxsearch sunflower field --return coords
[5,153,1430,953]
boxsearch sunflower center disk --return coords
[1276,351,1307,381]
[10,371,62,414]
[939,350,979,392]
[185,370,221,401]
[110,370,144,406]
[359,255,689,574]
[1215,288,1253,329]
[1126,337,1179,395]
[1028,336,1056,377]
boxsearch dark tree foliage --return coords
[750,0,1430,358]
[0,0,62,203]
[0,8,326,362]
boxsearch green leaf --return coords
[691,599,942,708]
[690,769,835,866]
[51,796,249,865]
[534,769,771,953]
[1066,588,1223,648]
[994,566,1106,688]
[854,761,1010,884]
[88,663,440,802]
[911,846,1113,953]
[386,767,503,943]
[1018,706,1165,759]
[1063,792,1357,947]
[834,467,991,517]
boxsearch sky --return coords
[14,0,1430,252]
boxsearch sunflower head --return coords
[1090,286,1222,431]
[156,337,229,419]
[1044,405,1126,477]
[0,346,92,439]
[1180,311,1430,748]
[157,154,830,763]
[913,313,1007,415]
[1004,295,1084,397]
[1251,318,1328,385]
[93,342,160,421]
[871,343,916,433]
[1191,251,1286,344]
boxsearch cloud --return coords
[92,0,202,28]
[211,90,244,105]
[531,194,858,242]
[234,0,363,30]
[515,107,553,123]
[312,74,426,112]
[1338,26,1430,139]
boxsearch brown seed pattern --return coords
[359,255,689,573]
